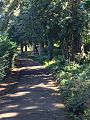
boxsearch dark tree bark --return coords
[61,39,69,61]
[70,0,83,59]
[25,45,27,52]
[48,40,53,60]
[21,42,24,54]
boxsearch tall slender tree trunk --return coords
[61,39,69,61]
[38,42,43,56]
[73,32,82,53]
[21,42,24,54]
[25,45,27,52]
[32,42,35,56]
[48,40,53,60]
[70,0,83,59]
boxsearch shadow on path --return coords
[0,58,67,120]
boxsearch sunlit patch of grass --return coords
[44,59,56,67]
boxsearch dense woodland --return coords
[0,0,90,120]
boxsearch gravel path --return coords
[0,58,68,120]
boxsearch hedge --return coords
[0,34,16,81]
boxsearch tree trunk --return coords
[25,45,27,52]
[38,42,43,56]
[70,0,83,59]
[21,43,24,54]
[45,41,48,47]
[48,40,53,60]
[61,39,69,61]
[31,42,35,56]
[72,31,83,59]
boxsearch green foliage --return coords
[0,35,16,56]
[47,57,90,120]
[6,0,90,61]
[0,1,90,119]
[32,55,48,64]
[0,34,16,81]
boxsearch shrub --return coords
[47,57,90,120]
[0,34,16,81]
[60,63,90,120]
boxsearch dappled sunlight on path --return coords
[0,57,67,120]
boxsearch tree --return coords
[0,0,20,33]
[6,0,90,61]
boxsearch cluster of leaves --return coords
[0,34,16,81]
[9,0,61,43]
[32,55,48,64]
[0,0,20,32]
[61,64,89,116]
[46,56,90,120]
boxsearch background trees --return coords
[0,0,90,78]
[4,0,89,61]
[0,1,90,119]
[0,0,90,62]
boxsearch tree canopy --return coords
[0,0,90,59]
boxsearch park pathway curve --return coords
[0,57,68,120]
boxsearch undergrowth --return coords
[44,55,90,120]
[0,34,16,81]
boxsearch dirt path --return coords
[0,57,67,120]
